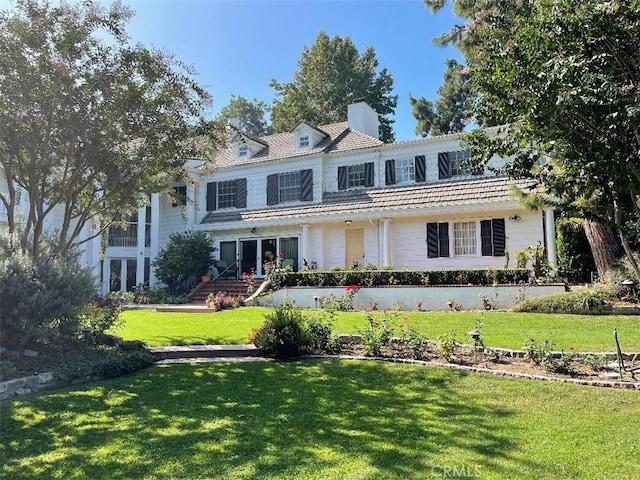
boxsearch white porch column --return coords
[136,204,146,286]
[186,183,196,225]
[301,224,310,267]
[382,218,391,266]
[544,209,558,271]
[149,194,160,287]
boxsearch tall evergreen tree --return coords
[270,31,398,142]
[409,59,471,137]
[216,95,274,137]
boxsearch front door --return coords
[345,228,365,268]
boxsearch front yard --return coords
[2,360,639,479]
[114,307,640,352]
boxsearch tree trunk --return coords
[582,220,621,281]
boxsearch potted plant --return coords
[206,292,216,309]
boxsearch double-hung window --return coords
[347,164,366,188]
[279,171,301,202]
[453,221,477,255]
[438,150,481,178]
[395,158,415,183]
[217,180,236,209]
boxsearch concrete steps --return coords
[187,280,259,303]
[149,344,260,360]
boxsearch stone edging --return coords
[0,372,59,401]
[303,355,640,390]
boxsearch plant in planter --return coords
[251,304,309,359]
[206,293,216,309]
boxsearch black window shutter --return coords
[415,155,426,182]
[300,169,313,201]
[492,218,506,256]
[364,162,375,187]
[438,222,450,257]
[427,222,438,258]
[235,178,247,209]
[266,174,279,205]
[481,220,493,256]
[338,166,347,190]
[206,182,217,211]
[385,159,396,185]
[438,152,450,179]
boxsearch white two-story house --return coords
[1,101,557,293]
[177,101,556,284]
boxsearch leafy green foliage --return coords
[524,338,554,366]
[274,268,530,288]
[556,218,597,283]
[216,95,274,137]
[513,288,609,315]
[0,232,96,347]
[359,310,396,357]
[0,0,221,257]
[436,330,459,361]
[152,230,216,295]
[251,304,309,358]
[269,31,397,141]
[463,0,640,282]
[410,59,472,137]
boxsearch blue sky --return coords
[3,0,463,141]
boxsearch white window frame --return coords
[395,158,415,183]
[237,144,248,158]
[453,221,477,255]
[347,164,366,188]
[299,135,310,148]
[449,150,473,177]
[279,171,301,202]
[217,180,236,209]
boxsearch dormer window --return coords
[238,144,248,158]
[299,135,310,148]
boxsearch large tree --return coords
[270,31,398,142]
[409,58,472,137]
[0,0,221,257]
[216,95,274,137]
[458,0,640,282]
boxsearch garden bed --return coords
[306,336,640,388]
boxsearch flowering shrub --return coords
[398,319,428,359]
[436,330,459,361]
[242,268,256,295]
[360,309,395,356]
[317,285,360,311]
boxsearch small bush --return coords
[152,230,216,295]
[251,304,309,359]
[148,288,189,304]
[360,310,396,356]
[436,330,459,361]
[583,353,608,371]
[524,338,553,366]
[513,288,608,314]
[304,310,338,353]
[0,232,96,347]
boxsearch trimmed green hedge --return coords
[271,268,531,288]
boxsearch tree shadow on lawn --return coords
[2,360,556,479]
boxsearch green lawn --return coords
[115,307,640,352]
[1,360,639,479]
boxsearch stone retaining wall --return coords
[0,372,58,401]
[272,284,566,310]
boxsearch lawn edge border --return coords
[303,354,640,390]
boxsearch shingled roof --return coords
[212,122,384,168]
[200,176,535,228]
